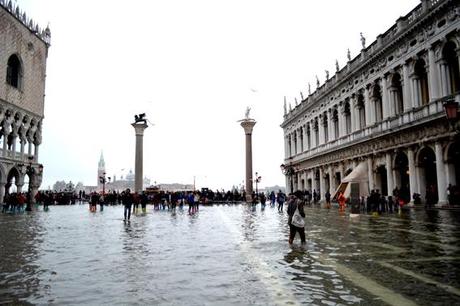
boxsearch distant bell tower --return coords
[97,151,106,191]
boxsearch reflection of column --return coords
[240,119,256,202]
[386,152,394,196]
[428,48,439,100]
[435,142,447,206]
[408,147,417,205]
[132,121,149,193]
[367,156,374,192]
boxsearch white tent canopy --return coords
[333,162,370,199]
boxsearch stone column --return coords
[303,125,308,151]
[368,156,374,192]
[428,47,439,101]
[284,136,289,158]
[408,147,417,206]
[403,63,412,111]
[297,128,302,153]
[132,121,149,193]
[2,132,7,157]
[328,109,334,141]
[328,166,336,194]
[439,61,451,96]
[318,115,325,145]
[240,119,256,202]
[339,104,346,137]
[0,182,5,204]
[364,87,371,126]
[311,122,317,148]
[319,167,325,201]
[381,77,389,120]
[435,142,448,206]
[290,133,295,155]
[350,96,357,132]
[386,152,394,196]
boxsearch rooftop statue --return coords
[134,113,147,124]
[245,107,251,119]
[360,32,366,49]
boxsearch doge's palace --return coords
[281,0,460,206]
[0,1,50,203]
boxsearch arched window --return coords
[414,59,429,105]
[357,94,366,129]
[372,84,383,122]
[443,41,460,94]
[344,102,351,134]
[390,73,404,115]
[6,54,22,89]
[332,108,339,139]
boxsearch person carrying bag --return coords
[287,194,306,245]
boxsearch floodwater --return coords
[1,204,460,305]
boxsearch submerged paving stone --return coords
[0,204,459,305]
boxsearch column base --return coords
[435,200,449,208]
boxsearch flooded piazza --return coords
[1,204,460,305]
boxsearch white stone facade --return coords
[281,0,460,206]
[0,1,50,202]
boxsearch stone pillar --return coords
[403,63,412,111]
[319,167,325,201]
[368,156,374,192]
[350,96,357,132]
[284,136,289,158]
[34,144,39,162]
[297,128,302,153]
[311,123,317,148]
[0,182,5,203]
[407,148,417,206]
[318,115,325,145]
[369,97,376,125]
[290,133,295,155]
[328,166,336,194]
[339,105,346,137]
[428,47,439,101]
[435,142,448,206]
[303,125,308,151]
[364,87,371,126]
[131,121,148,193]
[2,133,7,157]
[240,119,256,202]
[328,109,334,141]
[386,152,394,196]
[381,76,389,120]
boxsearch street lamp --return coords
[443,98,459,131]
[255,172,262,194]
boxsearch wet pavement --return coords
[1,204,459,305]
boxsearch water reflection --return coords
[1,205,459,305]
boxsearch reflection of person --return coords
[287,194,306,245]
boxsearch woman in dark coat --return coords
[287,194,306,245]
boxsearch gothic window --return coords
[414,59,429,105]
[443,41,460,94]
[6,54,22,89]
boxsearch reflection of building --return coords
[281,0,459,206]
[0,2,50,202]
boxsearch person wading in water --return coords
[287,194,306,245]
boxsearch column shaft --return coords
[435,142,447,205]
[386,153,394,196]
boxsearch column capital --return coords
[131,122,148,136]
[240,119,256,135]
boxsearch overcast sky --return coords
[17,0,419,190]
